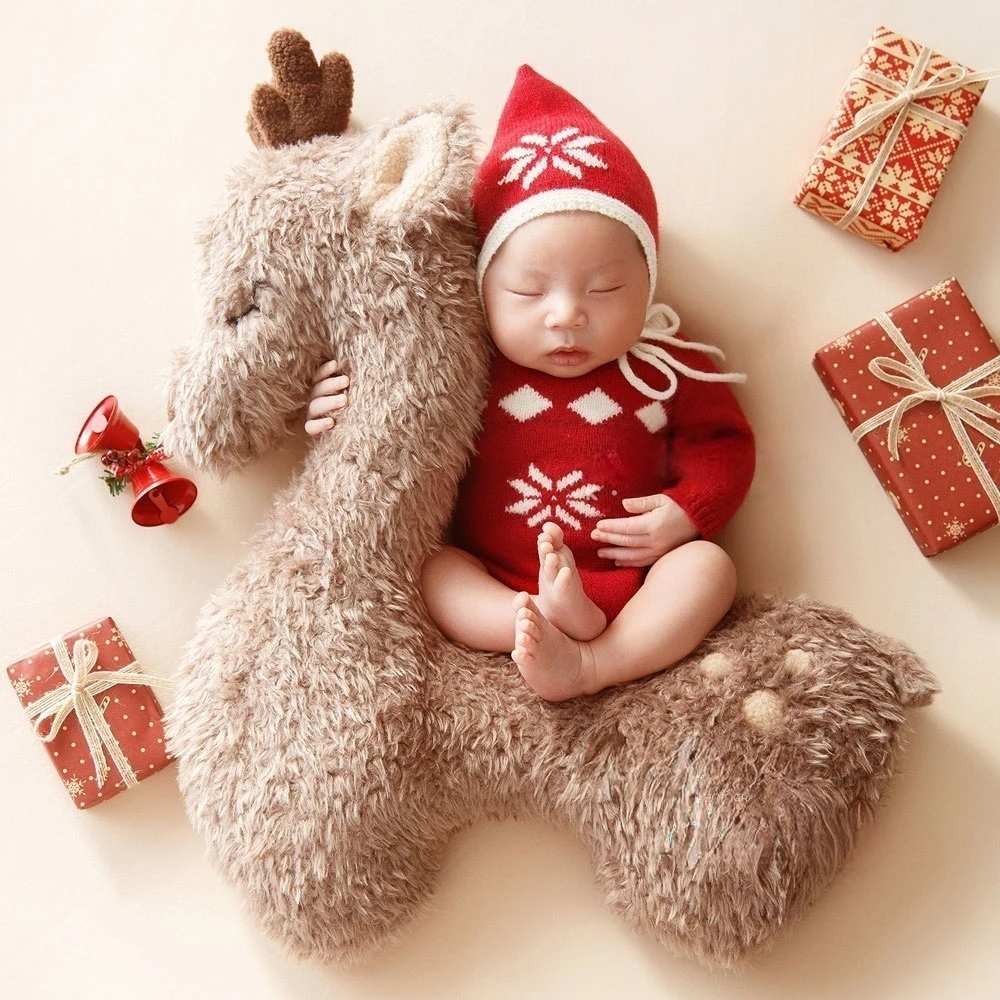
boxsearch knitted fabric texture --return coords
[453,343,754,620]
[473,65,659,296]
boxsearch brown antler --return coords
[246,29,354,148]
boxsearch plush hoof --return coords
[742,689,784,732]
[783,648,814,676]
[699,651,736,679]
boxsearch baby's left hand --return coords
[591,494,699,566]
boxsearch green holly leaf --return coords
[100,472,129,497]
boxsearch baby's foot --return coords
[535,522,606,641]
[511,593,596,702]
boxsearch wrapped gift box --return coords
[795,26,995,251]
[814,278,1000,555]
[6,616,175,808]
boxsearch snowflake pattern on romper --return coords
[506,463,603,530]
[499,127,608,190]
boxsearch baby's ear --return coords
[358,111,451,219]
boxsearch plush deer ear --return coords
[359,113,450,218]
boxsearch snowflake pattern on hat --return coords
[499,127,608,189]
[473,65,660,297]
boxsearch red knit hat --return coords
[473,65,659,301]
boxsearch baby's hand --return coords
[591,494,699,566]
[304,359,350,435]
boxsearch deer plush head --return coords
[161,30,486,477]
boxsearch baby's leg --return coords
[419,546,518,652]
[513,540,737,701]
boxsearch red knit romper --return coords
[451,337,756,622]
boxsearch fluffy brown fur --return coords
[161,97,938,968]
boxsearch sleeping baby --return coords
[305,66,755,701]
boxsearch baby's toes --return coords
[512,645,534,667]
[543,521,565,548]
[517,605,539,630]
[542,551,561,583]
[552,565,574,594]
[512,626,538,660]
[512,591,532,614]
[517,617,541,643]
[558,540,577,570]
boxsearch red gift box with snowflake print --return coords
[6,616,175,808]
[814,278,1000,556]
[794,26,996,251]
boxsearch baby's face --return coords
[481,212,650,377]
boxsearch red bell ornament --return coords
[127,460,198,527]
[75,395,141,454]
[67,395,198,527]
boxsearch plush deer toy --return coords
[162,31,939,968]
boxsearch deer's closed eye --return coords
[225,280,268,325]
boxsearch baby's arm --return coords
[304,359,351,435]
[592,337,754,565]
[659,343,755,539]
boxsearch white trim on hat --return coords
[476,188,658,304]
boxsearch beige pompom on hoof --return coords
[699,652,735,679]
[783,648,814,676]
[742,689,785,732]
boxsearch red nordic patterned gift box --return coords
[795,26,996,251]
[814,278,1000,556]
[6,616,175,808]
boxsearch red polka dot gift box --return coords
[6,617,175,808]
[794,26,998,252]
[813,278,1000,556]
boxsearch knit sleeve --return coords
[660,339,755,540]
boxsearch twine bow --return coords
[617,304,748,402]
[23,637,176,790]
[851,312,1000,516]
[830,46,1000,230]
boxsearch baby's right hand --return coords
[305,359,350,435]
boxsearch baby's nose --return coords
[545,298,585,329]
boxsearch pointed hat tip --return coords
[514,63,544,83]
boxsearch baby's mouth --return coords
[547,347,590,365]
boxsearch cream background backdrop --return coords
[2,1,998,997]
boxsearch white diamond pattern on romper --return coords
[635,401,668,433]
[568,388,623,425]
[498,385,553,422]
